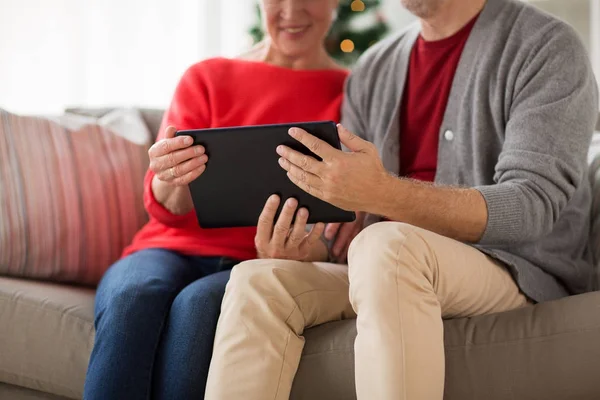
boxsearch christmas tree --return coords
[249,0,389,66]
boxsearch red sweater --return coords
[399,15,478,181]
[123,58,348,261]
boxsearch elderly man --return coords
[205,0,599,399]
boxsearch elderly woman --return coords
[83,0,345,399]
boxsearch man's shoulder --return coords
[350,23,420,80]
[489,0,585,56]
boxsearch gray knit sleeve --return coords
[476,24,599,245]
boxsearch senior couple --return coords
[83,0,598,399]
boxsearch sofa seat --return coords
[1,276,600,400]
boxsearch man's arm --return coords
[279,126,488,244]
[373,177,487,243]
[279,24,598,247]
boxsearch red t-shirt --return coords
[122,58,348,261]
[400,16,479,181]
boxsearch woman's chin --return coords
[277,43,318,60]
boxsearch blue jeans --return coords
[83,248,236,400]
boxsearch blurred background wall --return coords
[0,0,597,114]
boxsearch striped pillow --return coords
[0,108,151,285]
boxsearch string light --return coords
[340,39,355,53]
[351,0,366,12]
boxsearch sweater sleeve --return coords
[143,63,212,227]
[341,70,367,141]
[475,24,599,245]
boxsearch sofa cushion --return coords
[0,277,94,399]
[292,292,600,400]
[0,108,151,285]
[0,382,70,400]
[1,276,599,400]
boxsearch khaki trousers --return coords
[205,222,530,400]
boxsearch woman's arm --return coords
[144,64,212,224]
[151,176,194,215]
[148,126,206,216]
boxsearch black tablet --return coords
[176,121,356,228]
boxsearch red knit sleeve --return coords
[143,62,212,227]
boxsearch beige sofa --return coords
[1,108,600,400]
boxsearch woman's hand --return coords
[149,126,207,186]
[255,195,326,261]
[148,126,207,215]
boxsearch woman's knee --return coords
[171,271,231,312]
[96,252,186,316]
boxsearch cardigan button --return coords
[444,129,454,141]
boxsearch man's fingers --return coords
[332,222,356,257]
[286,172,325,201]
[272,198,298,249]
[339,225,363,262]
[305,222,326,247]
[287,207,309,248]
[325,223,341,240]
[256,195,280,248]
[338,241,352,264]
[288,128,336,161]
[337,124,369,153]
[276,146,322,175]
[279,158,322,189]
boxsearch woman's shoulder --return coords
[186,56,348,82]
[182,57,238,76]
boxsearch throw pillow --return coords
[0,108,151,285]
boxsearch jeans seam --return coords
[143,293,179,400]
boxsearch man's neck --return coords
[420,0,486,41]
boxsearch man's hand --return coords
[255,195,326,261]
[325,211,366,262]
[277,124,488,244]
[276,124,389,213]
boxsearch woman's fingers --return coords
[286,207,309,249]
[164,126,177,138]
[170,164,207,186]
[149,132,193,159]
[150,144,205,174]
[156,153,208,182]
[271,198,298,250]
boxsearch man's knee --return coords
[348,222,434,286]
[349,222,419,262]
[226,259,303,299]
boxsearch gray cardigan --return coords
[341,0,599,302]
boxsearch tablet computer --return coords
[176,121,356,228]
